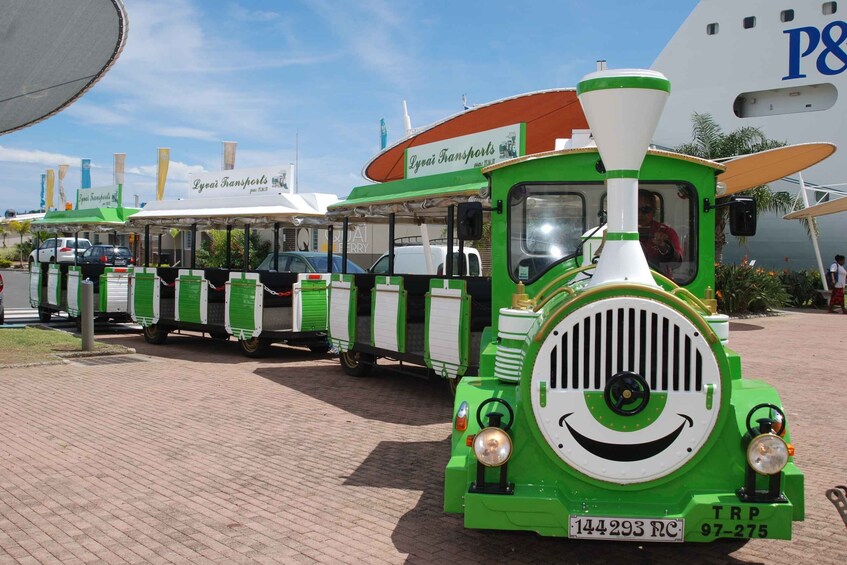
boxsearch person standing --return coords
[828,254,847,314]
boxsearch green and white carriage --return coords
[330,69,805,542]
[29,206,139,325]
[125,192,339,357]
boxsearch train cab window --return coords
[509,185,586,282]
[637,183,698,284]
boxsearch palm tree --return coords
[8,219,31,266]
[674,113,791,259]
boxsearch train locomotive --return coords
[443,69,803,542]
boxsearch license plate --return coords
[569,515,684,542]
[114,259,127,266]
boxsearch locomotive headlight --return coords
[473,427,512,467]
[747,433,789,475]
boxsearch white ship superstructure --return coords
[653,0,847,267]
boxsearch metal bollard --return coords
[81,280,94,351]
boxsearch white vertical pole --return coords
[798,172,829,290]
[419,224,434,275]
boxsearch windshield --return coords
[510,185,586,282]
[509,182,698,284]
[310,255,365,273]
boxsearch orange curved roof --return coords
[364,89,588,182]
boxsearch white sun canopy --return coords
[127,193,340,229]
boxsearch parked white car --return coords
[370,244,483,276]
[29,237,92,265]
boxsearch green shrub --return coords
[196,230,271,270]
[779,268,827,309]
[0,258,11,268]
[714,261,790,315]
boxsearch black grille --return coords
[548,306,704,392]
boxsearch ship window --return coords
[706,22,719,35]
[781,9,795,22]
[823,2,837,15]
[743,16,756,29]
[733,83,838,117]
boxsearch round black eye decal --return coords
[604,371,651,416]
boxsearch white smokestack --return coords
[576,69,670,288]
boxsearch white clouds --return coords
[0,145,80,167]
[309,0,419,88]
[127,160,207,182]
[154,127,218,142]
[230,4,280,23]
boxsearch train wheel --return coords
[340,350,374,377]
[239,337,271,358]
[208,330,230,341]
[143,324,169,345]
[38,307,52,323]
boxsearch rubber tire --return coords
[308,342,331,354]
[38,307,52,323]
[143,324,169,345]
[0,307,4,325]
[340,350,375,377]
[208,330,230,341]
[239,337,272,358]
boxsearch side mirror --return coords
[457,202,483,240]
[729,196,757,236]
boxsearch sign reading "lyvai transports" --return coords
[188,165,293,198]
[405,123,525,178]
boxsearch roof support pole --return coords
[327,225,334,273]
[388,213,395,275]
[226,225,232,270]
[446,205,454,277]
[74,232,79,266]
[799,172,829,290]
[273,223,280,271]
[157,234,162,266]
[144,225,150,267]
[458,234,465,277]
[341,218,349,275]
[243,225,250,272]
[190,223,197,269]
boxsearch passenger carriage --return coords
[126,192,339,357]
[330,69,809,542]
[29,206,139,326]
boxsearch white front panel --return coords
[29,264,41,306]
[427,284,463,377]
[328,280,352,351]
[104,272,131,313]
[372,282,401,351]
[67,270,81,316]
[47,267,60,306]
[531,296,722,484]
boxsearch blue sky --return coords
[0,0,698,213]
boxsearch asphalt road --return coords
[0,268,32,308]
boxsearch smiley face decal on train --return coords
[530,296,722,484]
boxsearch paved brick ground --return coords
[0,310,845,564]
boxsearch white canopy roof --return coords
[127,192,340,229]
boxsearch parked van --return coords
[370,244,482,276]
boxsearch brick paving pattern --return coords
[0,310,845,564]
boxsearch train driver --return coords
[637,189,682,278]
